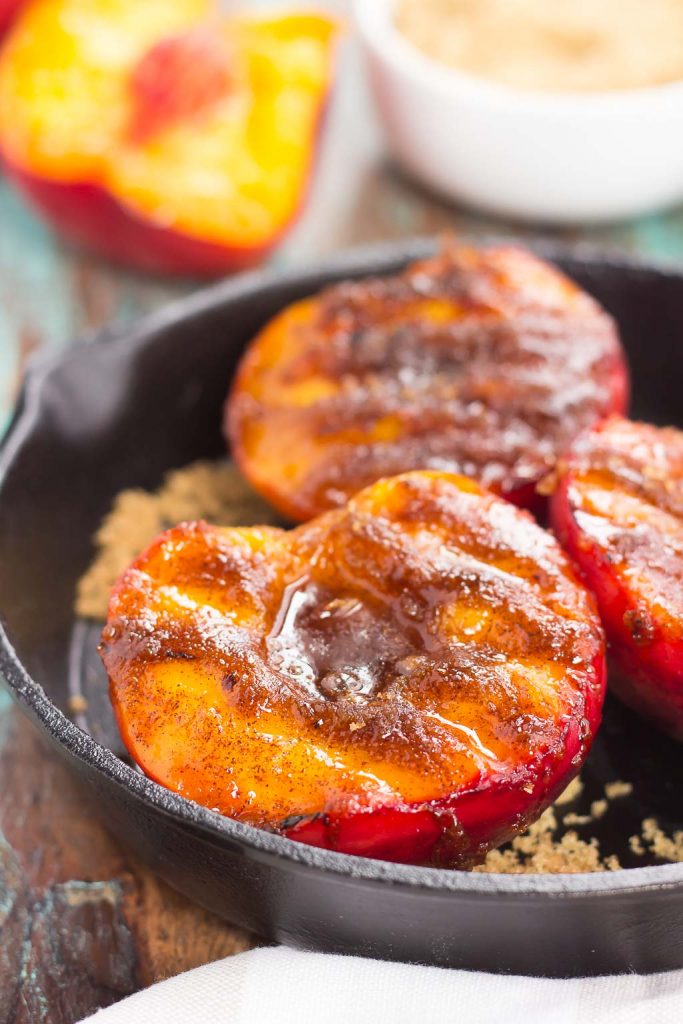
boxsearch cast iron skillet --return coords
[0,238,682,978]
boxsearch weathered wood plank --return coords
[0,704,251,1024]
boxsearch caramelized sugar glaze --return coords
[227,243,629,522]
[551,417,683,741]
[102,472,606,866]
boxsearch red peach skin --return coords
[0,0,22,36]
[5,165,291,276]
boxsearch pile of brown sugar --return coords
[76,459,683,873]
[476,779,681,873]
[475,778,619,874]
[76,460,282,619]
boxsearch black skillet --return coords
[0,238,681,977]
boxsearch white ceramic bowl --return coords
[353,0,683,224]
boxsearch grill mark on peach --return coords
[579,468,683,524]
[336,500,593,630]
[551,416,683,741]
[109,598,526,776]
[566,422,683,627]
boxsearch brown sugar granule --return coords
[76,460,281,619]
[562,799,607,828]
[590,799,608,820]
[67,694,89,714]
[563,812,593,827]
[604,780,633,800]
[639,818,683,863]
[629,834,646,856]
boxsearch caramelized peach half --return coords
[551,416,683,741]
[227,243,629,521]
[101,472,605,866]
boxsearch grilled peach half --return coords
[101,471,606,867]
[227,243,629,522]
[551,416,683,741]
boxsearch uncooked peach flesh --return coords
[0,1,338,275]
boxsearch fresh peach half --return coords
[101,471,606,866]
[551,416,683,741]
[227,242,629,522]
[0,0,339,275]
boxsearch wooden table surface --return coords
[3,34,683,1024]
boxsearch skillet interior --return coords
[0,237,681,976]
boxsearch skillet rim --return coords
[1,234,682,899]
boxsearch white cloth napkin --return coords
[81,945,682,1023]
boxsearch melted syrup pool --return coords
[266,575,416,701]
